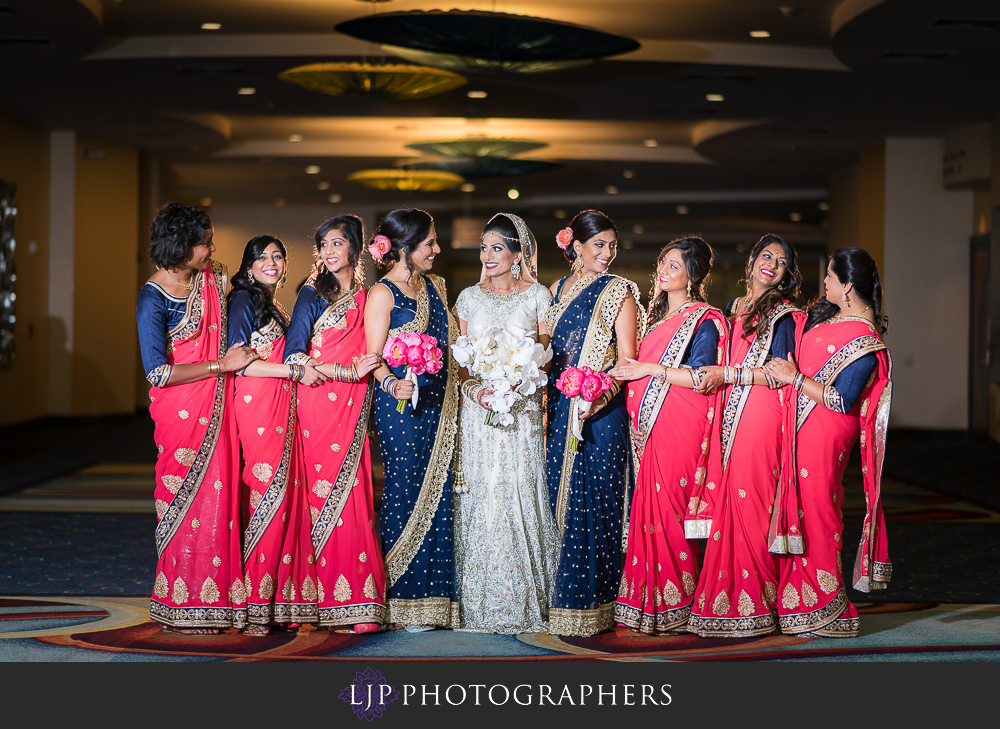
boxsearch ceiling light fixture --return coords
[676,205,689,215]
[632,224,644,234]
[706,94,724,102]
[750,31,770,38]
[623,170,635,178]
[317,182,331,190]
[336,10,640,75]
[818,202,829,211]
[238,87,256,95]
[605,185,619,195]
[507,189,519,200]
[305,165,320,174]
[329,194,342,203]
[790,212,802,221]
[643,139,658,147]
[460,183,476,192]
[289,134,303,142]
[467,90,488,98]
[200,197,213,207]
[278,63,466,101]
[348,169,465,192]
[406,138,546,158]
[201,23,222,31]
[554,209,566,219]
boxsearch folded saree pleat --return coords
[234,324,318,625]
[148,261,247,629]
[615,303,728,635]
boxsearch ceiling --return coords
[3,0,1000,224]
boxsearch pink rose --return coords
[368,234,391,262]
[597,371,613,390]
[383,337,407,368]
[579,374,602,402]
[556,227,574,250]
[405,345,427,368]
[425,358,443,375]
[400,332,421,347]
[558,367,584,398]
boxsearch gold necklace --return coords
[489,280,518,294]
[164,267,194,291]
[830,303,871,323]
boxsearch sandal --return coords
[243,625,271,636]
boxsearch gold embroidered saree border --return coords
[777,586,850,634]
[719,302,800,468]
[311,380,374,555]
[548,602,616,637]
[795,335,887,431]
[313,284,361,337]
[383,274,459,587]
[685,610,777,638]
[378,274,430,339]
[386,597,458,627]
[241,394,297,566]
[614,602,692,635]
[247,601,320,625]
[150,600,247,629]
[319,602,388,627]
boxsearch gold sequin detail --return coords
[257,427,265,436]
[682,572,695,595]
[333,574,352,602]
[174,448,196,467]
[707,481,716,491]
[618,574,628,598]
[679,551,689,561]
[737,590,754,617]
[330,443,341,452]
[282,577,296,602]
[213,480,223,490]
[742,569,749,579]
[154,572,168,598]
[738,488,746,498]
[249,490,263,510]
[230,579,246,604]
[712,591,730,616]
[303,430,311,438]
[359,552,368,563]
[694,467,706,486]
[282,554,291,565]
[802,583,818,607]
[662,580,681,605]
[800,467,808,478]
[328,392,337,402]
[172,577,189,604]
[154,499,168,520]
[258,573,274,600]
[317,580,326,603]
[816,569,837,594]
[243,395,252,403]
[252,462,273,483]
[199,417,208,425]
[302,576,318,602]
[827,344,835,354]
[312,479,332,498]
[191,518,200,529]
[212,556,221,567]
[834,532,841,542]
[764,582,777,606]
[309,506,320,524]
[679,477,688,488]
[782,583,800,609]
[200,577,220,604]
[178,409,189,420]
[713,530,721,541]
[162,475,182,494]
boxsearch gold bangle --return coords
[208,360,220,376]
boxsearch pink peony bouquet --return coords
[382,332,444,412]
[555,365,614,448]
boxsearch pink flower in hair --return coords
[369,234,392,262]
[556,227,574,250]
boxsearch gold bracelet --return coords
[208,360,220,376]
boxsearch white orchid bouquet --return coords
[451,324,552,427]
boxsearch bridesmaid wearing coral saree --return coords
[285,215,386,633]
[610,237,728,635]
[765,247,892,637]
[687,234,805,638]
[229,234,328,634]
[137,203,257,633]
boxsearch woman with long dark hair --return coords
[764,247,892,636]
[228,234,326,635]
[452,213,559,634]
[686,233,806,638]
[543,209,643,636]
[284,215,386,633]
[363,208,459,632]
[609,237,729,634]
[136,202,257,634]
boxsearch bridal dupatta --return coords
[233,316,318,625]
[149,260,247,628]
[771,317,891,636]
[290,284,387,627]
[615,302,728,634]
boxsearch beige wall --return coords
[71,139,140,415]
[883,137,973,429]
[0,111,50,426]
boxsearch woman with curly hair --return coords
[228,234,327,635]
[764,247,892,637]
[363,208,459,632]
[136,202,257,634]
[687,233,806,638]
[610,237,729,635]
[544,210,643,636]
[284,215,386,634]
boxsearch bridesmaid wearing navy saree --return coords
[364,208,459,632]
[544,210,644,636]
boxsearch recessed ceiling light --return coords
[605,185,619,195]
[750,30,770,38]
[622,170,635,179]
[460,183,476,192]
[676,205,689,215]
[643,139,658,148]
[276,199,286,207]
[317,181,330,190]
[706,94,725,102]
[305,165,320,174]
[200,197,213,207]
[554,209,567,219]
[328,193,342,204]
[632,224,644,235]
[288,134,303,142]
[622,239,634,249]
[507,189,519,200]
[201,23,222,31]
[790,212,802,221]
[818,201,829,211]
[467,90,488,98]
[238,87,256,95]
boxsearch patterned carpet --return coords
[1,423,999,661]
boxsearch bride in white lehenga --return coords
[453,213,560,633]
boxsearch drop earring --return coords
[686,280,692,299]
[511,261,521,279]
